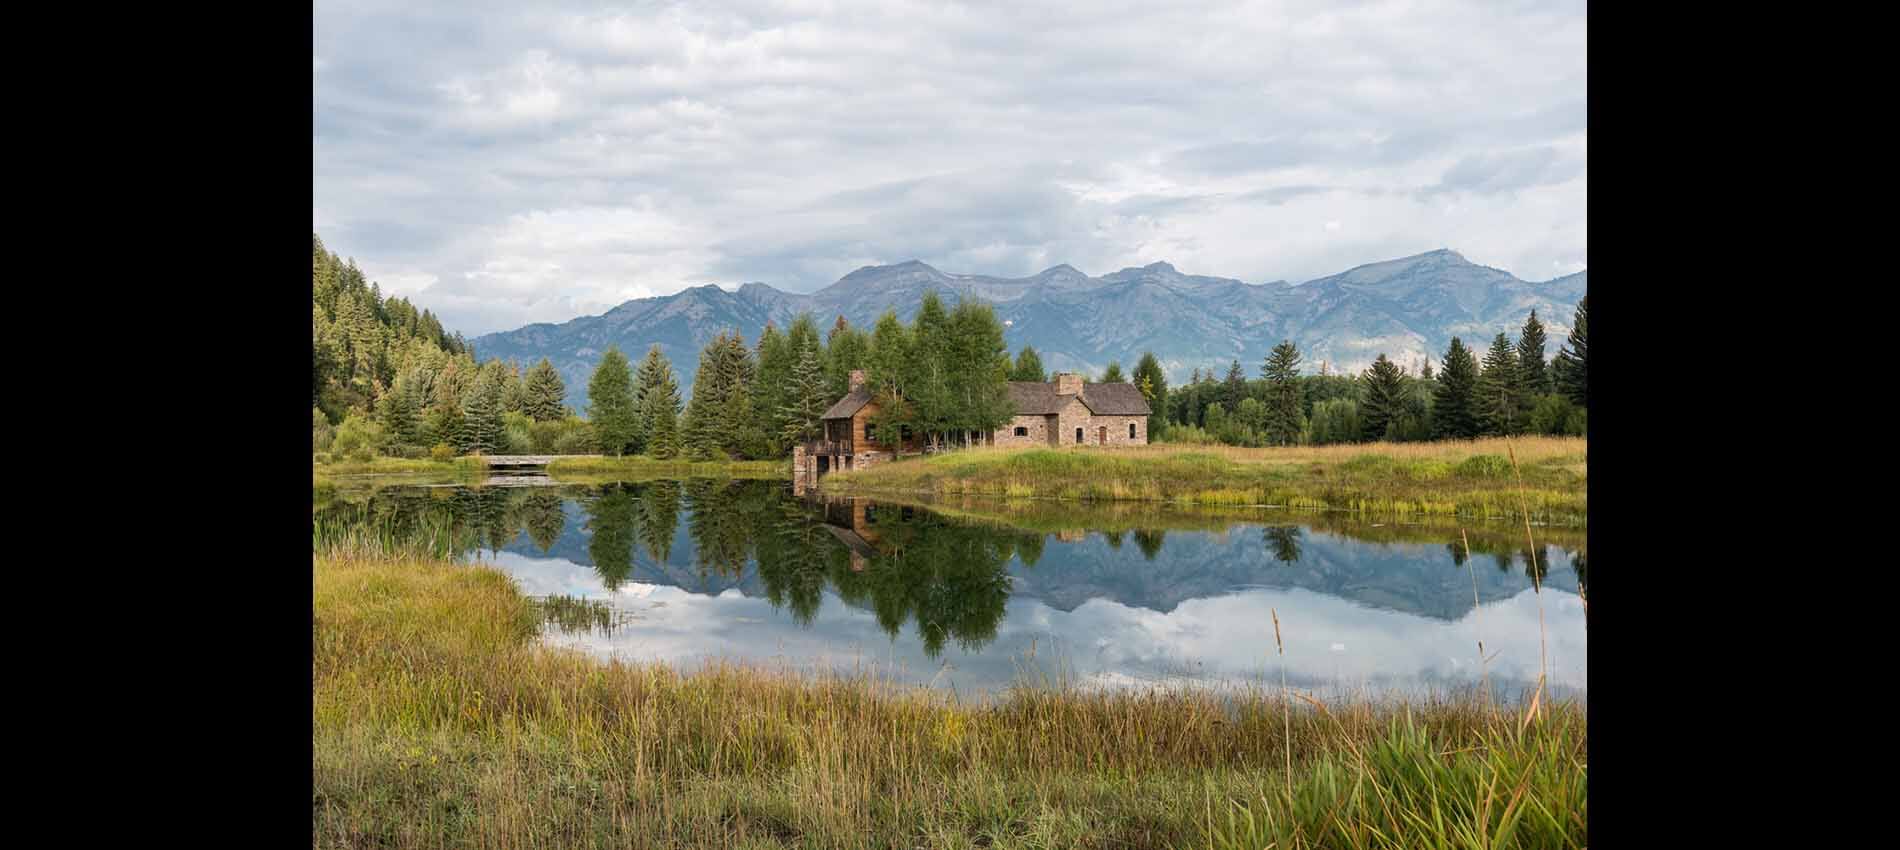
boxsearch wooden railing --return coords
[805,440,853,456]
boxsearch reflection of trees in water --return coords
[638,481,680,564]
[1264,526,1303,564]
[754,501,842,626]
[685,480,760,582]
[1103,530,1124,550]
[1133,529,1166,561]
[522,491,565,554]
[1447,540,1468,567]
[531,595,619,636]
[759,499,1019,659]
[1015,533,1045,567]
[585,486,639,591]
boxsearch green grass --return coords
[313,454,488,487]
[821,438,1587,526]
[545,455,789,483]
[314,555,1586,849]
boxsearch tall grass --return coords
[822,438,1587,526]
[314,555,1586,848]
[545,455,788,483]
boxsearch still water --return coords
[317,478,1585,700]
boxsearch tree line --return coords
[316,232,1585,460]
[1146,297,1588,447]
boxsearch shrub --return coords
[430,443,456,462]
[386,444,428,459]
[1528,393,1576,436]
[552,420,598,455]
[502,411,534,455]
[1306,399,1362,445]
[331,413,385,458]
[1456,454,1513,478]
[312,407,335,453]
[1563,406,1587,436]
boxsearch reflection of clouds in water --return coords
[484,550,1585,698]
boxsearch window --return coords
[900,425,912,442]
[1014,426,1028,437]
[864,423,877,442]
[1129,423,1137,439]
[1075,428,1083,444]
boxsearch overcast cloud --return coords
[314,0,1586,336]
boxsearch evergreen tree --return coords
[753,321,792,453]
[1010,345,1048,382]
[1223,360,1247,411]
[1554,296,1588,408]
[1132,351,1169,437]
[1518,311,1551,395]
[780,344,832,446]
[1359,354,1407,441]
[634,346,682,459]
[523,358,566,422]
[1260,341,1304,446]
[1476,333,1523,436]
[1432,338,1481,439]
[587,346,639,456]
[1100,360,1126,383]
[459,376,505,455]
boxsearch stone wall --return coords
[991,414,1053,447]
[1056,398,1093,446]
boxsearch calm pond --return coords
[316,477,1585,701]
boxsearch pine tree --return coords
[1359,354,1408,441]
[1554,296,1587,408]
[1101,360,1126,383]
[1010,345,1047,382]
[1223,360,1247,411]
[1260,341,1304,446]
[523,358,566,422]
[1432,338,1481,439]
[587,346,639,456]
[780,344,832,446]
[460,377,505,455]
[635,346,683,460]
[1518,311,1551,395]
[1475,333,1523,436]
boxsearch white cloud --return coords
[314,0,1587,335]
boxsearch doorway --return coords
[1098,426,1107,445]
[1074,427,1083,444]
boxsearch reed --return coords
[821,438,1586,526]
[313,555,1586,848]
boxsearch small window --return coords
[864,423,877,442]
[1075,428,1083,444]
[1129,423,1137,438]
[1014,426,1028,437]
[900,425,912,441]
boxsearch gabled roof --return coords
[1078,382,1152,415]
[1004,380,1151,417]
[820,387,873,420]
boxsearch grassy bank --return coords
[821,437,1586,526]
[845,491,1588,555]
[545,455,788,483]
[312,455,488,490]
[314,555,1586,848]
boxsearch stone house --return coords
[793,369,1151,480]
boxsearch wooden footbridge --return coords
[483,455,599,472]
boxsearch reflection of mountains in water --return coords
[495,499,772,598]
[490,488,1577,624]
[1006,528,1578,622]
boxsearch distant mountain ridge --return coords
[471,249,1587,403]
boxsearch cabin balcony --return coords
[803,439,854,457]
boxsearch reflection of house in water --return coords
[814,498,886,572]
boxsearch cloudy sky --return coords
[314,0,1586,337]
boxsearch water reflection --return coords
[314,479,1586,698]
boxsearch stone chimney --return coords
[1054,372,1082,395]
[849,369,867,392]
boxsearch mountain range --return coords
[470,249,1586,403]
